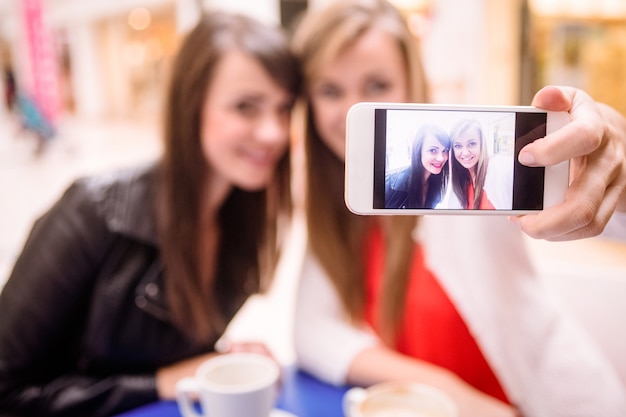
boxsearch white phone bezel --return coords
[345,102,570,215]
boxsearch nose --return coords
[344,95,357,112]
[341,92,367,119]
[256,112,288,146]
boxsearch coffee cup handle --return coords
[342,387,367,417]
[176,377,203,417]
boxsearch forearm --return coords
[291,249,377,385]
[156,352,220,399]
[347,346,454,387]
[347,346,518,417]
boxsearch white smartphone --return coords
[345,102,570,215]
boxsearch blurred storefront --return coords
[523,0,626,115]
[0,0,285,120]
[1,0,625,121]
[389,0,626,112]
[0,0,183,120]
[49,3,179,120]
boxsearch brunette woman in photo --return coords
[385,123,450,209]
[0,12,299,417]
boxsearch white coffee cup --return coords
[176,352,280,417]
[343,381,458,417]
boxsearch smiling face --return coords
[452,126,482,172]
[200,51,293,194]
[309,28,409,161]
[421,133,449,177]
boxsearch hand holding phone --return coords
[345,102,570,215]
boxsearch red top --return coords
[468,183,495,209]
[364,225,509,403]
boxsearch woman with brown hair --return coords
[290,0,626,416]
[0,11,299,417]
[385,123,451,209]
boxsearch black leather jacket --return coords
[0,164,228,417]
[385,166,411,209]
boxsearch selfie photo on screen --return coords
[379,109,537,211]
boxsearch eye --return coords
[277,96,294,112]
[453,143,462,150]
[468,141,478,149]
[364,80,390,96]
[235,100,259,116]
[277,100,295,118]
[315,84,341,99]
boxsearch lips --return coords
[235,149,280,190]
[247,150,273,165]
[241,147,281,168]
[458,156,476,167]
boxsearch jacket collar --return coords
[103,162,160,246]
[390,166,412,192]
[100,162,171,320]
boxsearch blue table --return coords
[114,367,350,417]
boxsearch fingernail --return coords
[519,152,535,165]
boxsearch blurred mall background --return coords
[0,0,626,369]
[2,0,626,121]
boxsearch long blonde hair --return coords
[291,0,428,341]
[450,119,490,209]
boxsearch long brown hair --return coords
[159,12,300,345]
[291,0,428,342]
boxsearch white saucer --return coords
[271,409,298,417]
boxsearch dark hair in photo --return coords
[406,124,450,208]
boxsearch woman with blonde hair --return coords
[450,118,495,209]
[291,0,626,416]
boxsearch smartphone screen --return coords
[373,108,547,211]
